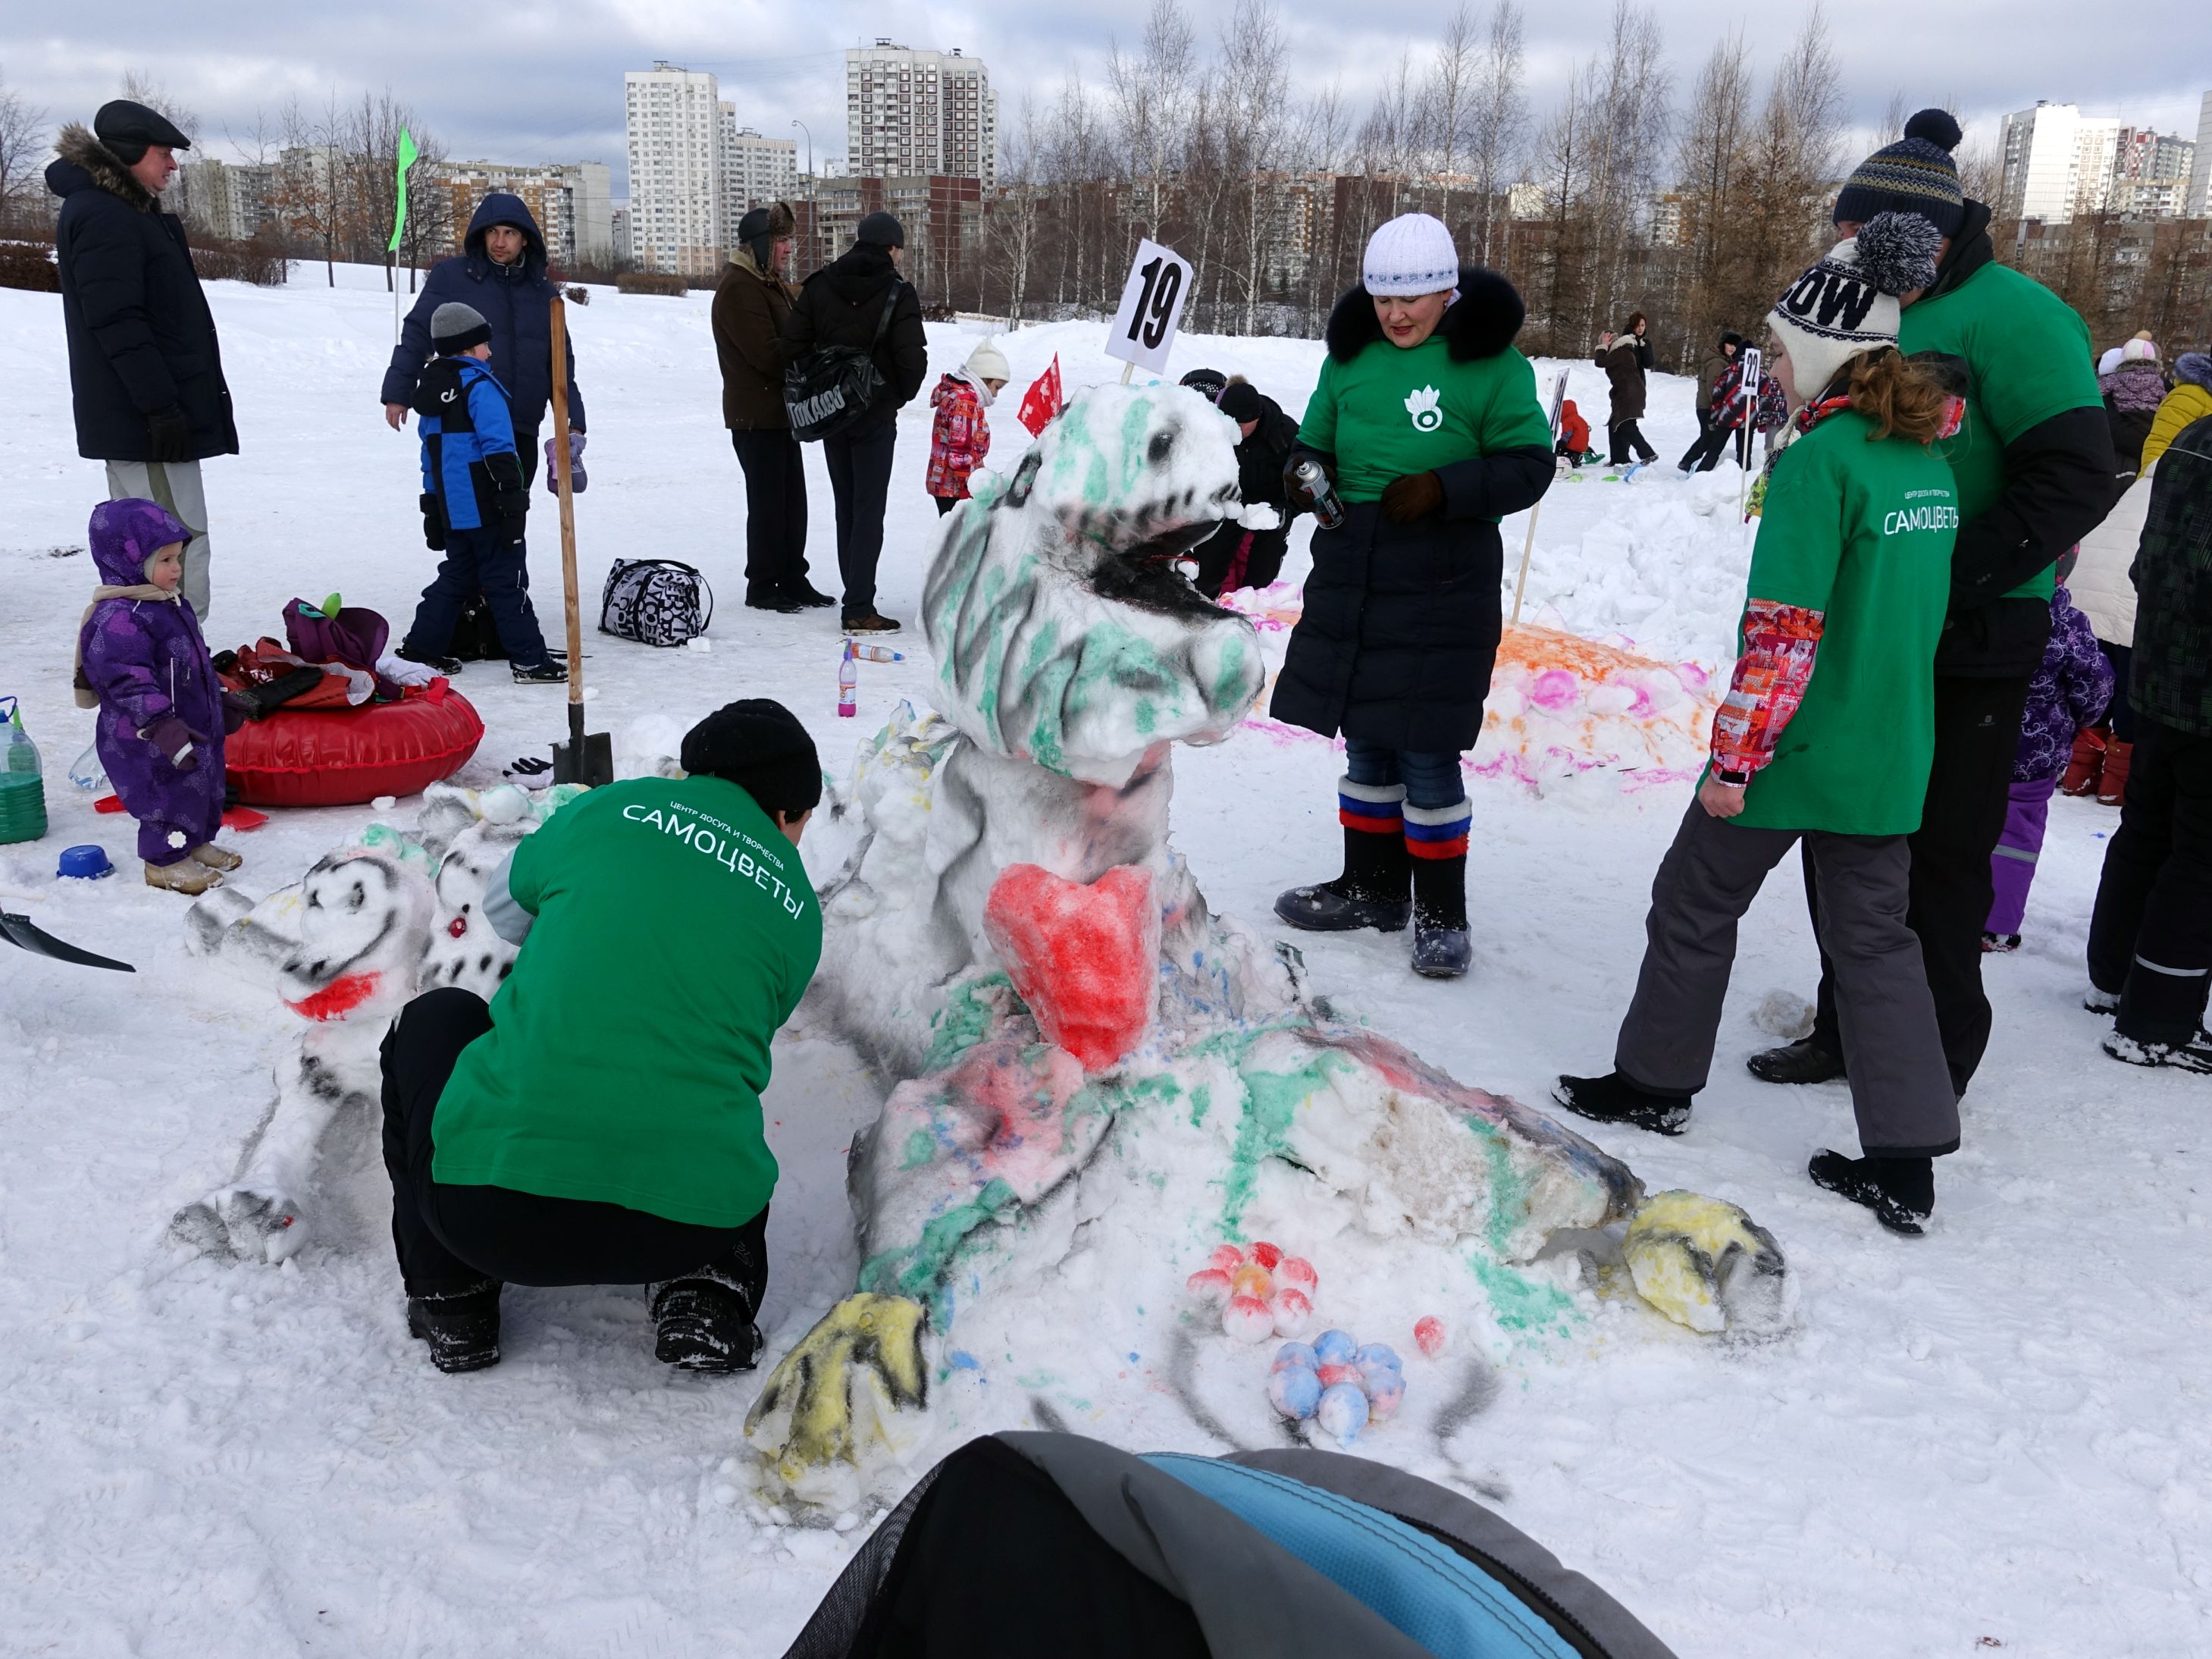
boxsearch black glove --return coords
[227,666,324,722]
[1380,471,1445,522]
[485,453,528,549]
[419,493,446,552]
[146,405,193,463]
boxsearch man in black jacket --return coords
[1750,110,2120,1098]
[1190,380,1302,599]
[49,101,237,621]
[782,212,928,632]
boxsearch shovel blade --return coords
[0,911,136,972]
[552,730,614,787]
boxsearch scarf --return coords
[74,584,179,708]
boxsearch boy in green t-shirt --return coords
[1557,221,1966,1237]
[380,699,826,1374]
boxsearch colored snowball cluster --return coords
[1267,1330,1404,1442]
[1186,1240,1317,1342]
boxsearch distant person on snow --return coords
[927,338,1010,516]
[1271,212,1554,982]
[48,101,237,623]
[1556,216,1966,1236]
[1189,378,1303,599]
[1554,398,1599,468]
[1676,330,1746,474]
[395,303,562,685]
[2101,334,2166,480]
[1592,312,1656,469]
[2142,352,2212,472]
[1746,109,2120,1100]
[73,499,243,896]
[380,699,825,1375]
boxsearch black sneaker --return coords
[1274,884,1411,933]
[1552,1071,1691,1136]
[787,583,837,609]
[2102,1027,2212,1073]
[407,1282,502,1373]
[397,644,464,676]
[1807,1149,1932,1236]
[842,610,903,634]
[1747,1038,1846,1085]
[512,660,568,685]
[650,1278,763,1373]
[745,589,804,614]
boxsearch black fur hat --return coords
[1324,266,1526,364]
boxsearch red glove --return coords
[1380,471,1444,522]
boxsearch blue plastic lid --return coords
[57,844,114,880]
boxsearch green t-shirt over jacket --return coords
[1298,334,1555,504]
[1897,259,2101,602]
[431,776,824,1228]
[1728,409,1960,836]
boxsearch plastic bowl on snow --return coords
[57,844,114,880]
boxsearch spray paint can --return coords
[1291,457,1345,530]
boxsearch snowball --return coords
[1247,1240,1283,1271]
[1222,1295,1275,1343]
[1267,1365,1322,1421]
[1207,1244,1245,1272]
[1268,1288,1312,1338]
[1316,1382,1370,1443]
[1752,989,1816,1040]
[1238,503,1281,532]
[1270,1341,1318,1374]
[1414,1316,1449,1358]
[1185,1268,1233,1303]
[1276,1256,1317,1294]
[1230,1263,1273,1300]
[371,795,397,811]
[1363,1369,1406,1422]
[1315,1362,1361,1390]
[1311,1328,1355,1366]
[478,784,532,825]
[1354,1342,1402,1377]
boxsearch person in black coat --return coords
[380,193,584,481]
[48,102,237,621]
[1271,213,1555,980]
[781,212,929,632]
[1189,380,1302,599]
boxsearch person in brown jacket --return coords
[1592,312,1657,469]
[713,203,831,613]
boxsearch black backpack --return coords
[785,278,905,441]
[599,558,713,647]
[449,591,509,661]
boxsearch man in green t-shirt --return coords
[1750,109,2120,1099]
[379,699,826,1374]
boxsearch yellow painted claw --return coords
[1624,1190,1791,1336]
[745,1294,931,1500]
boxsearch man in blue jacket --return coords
[381,194,584,479]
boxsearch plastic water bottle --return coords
[1292,458,1345,530]
[0,696,48,845]
[850,644,904,663]
[837,641,858,718]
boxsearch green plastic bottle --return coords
[0,697,49,845]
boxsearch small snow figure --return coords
[1267,1364,1322,1422]
[1317,1381,1371,1443]
[1223,1294,1275,1343]
[1415,1316,1449,1358]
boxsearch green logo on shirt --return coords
[1405,386,1443,431]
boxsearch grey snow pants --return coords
[1615,803,1961,1158]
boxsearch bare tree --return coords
[0,68,49,228]
[1217,0,1292,332]
[1466,1,1528,269]
[1671,30,1753,356]
[990,95,1047,325]
[1108,0,1198,244]
[1421,4,1480,185]
[276,90,349,286]
[117,70,199,144]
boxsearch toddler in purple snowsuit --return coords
[74,499,238,892]
[1985,582,2112,946]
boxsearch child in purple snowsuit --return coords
[1985,582,2112,948]
[74,499,239,895]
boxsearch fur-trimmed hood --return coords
[1323,265,1525,364]
[46,124,158,213]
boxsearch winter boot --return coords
[145,857,221,897]
[407,1280,503,1373]
[2102,1026,2212,1073]
[1552,1071,1692,1137]
[842,611,903,635]
[651,1278,764,1374]
[512,660,569,685]
[1746,1037,1846,1085]
[190,843,243,873]
[397,641,465,676]
[1981,931,2020,953]
[2060,727,2106,797]
[2096,739,2132,807]
[1405,798,1473,978]
[1275,779,1412,933]
[1807,1150,1932,1236]
[745,588,804,613]
[785,582,837,610]
[2083,985,2121,1015]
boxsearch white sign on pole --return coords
[1106,239,1194,376]
[1735,346,1762,420]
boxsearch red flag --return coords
[1017,356,1064,437]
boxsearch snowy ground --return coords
[2,265,2207,1657]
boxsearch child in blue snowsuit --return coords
[400,302,559,682]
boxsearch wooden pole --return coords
[548,296,584,754]
[1509,501,1544,626]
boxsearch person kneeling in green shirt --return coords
[1554,218,1966,1236]
[380,699,826,1373]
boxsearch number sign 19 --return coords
[1106,239,1195,375]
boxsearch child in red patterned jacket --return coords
[927,340,1010,515]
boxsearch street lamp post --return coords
[791,119,813,179]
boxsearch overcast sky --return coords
[5,0,2208,195]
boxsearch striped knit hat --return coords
[1832,109,1966,237]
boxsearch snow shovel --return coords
[0,910,135,971]
[546,296,613,787]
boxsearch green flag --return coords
[387,128,418,253]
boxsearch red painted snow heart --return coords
[982,863,1159,1071]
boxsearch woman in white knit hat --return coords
[1556,215,1973,1237]
[1270,212,1554,980]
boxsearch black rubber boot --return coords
[1276,823,1412,934]
[406,1280,502,1373]
[650,1258,765,1375]
[1552,1071,1693,1136]
[1807,1150,1933,1235]
[1747,1037,1846,1085]
[1410,853,1471,979]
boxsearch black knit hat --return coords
[1217,382,1265,422]
[856,211,905,249]
[94,99,190,166]
[1833,109,1966,237]
[681,699,822,820]
[1180,368,1228,402]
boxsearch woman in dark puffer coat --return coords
[1272,213,1554,980]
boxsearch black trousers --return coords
[1608,419,1656,465]
[1678,413,1748,472]
[379,987,766,1297]
[1190,521,1289,599]
[1807,673,2032,1096]
[823,415,897,619]
[2098,639,2137,742]
[2088,716,2212,1043]
[732,428,811,598]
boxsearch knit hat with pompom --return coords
[1833,108,1966,237]
[1768,212,1942,402]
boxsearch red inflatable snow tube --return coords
[224,691,484,808]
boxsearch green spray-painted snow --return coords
[857,1176,1020,1322]
[1467,1121,1580,1334]
[1218,1046,1350,1240]
[1189,1084,1212,1128]
[922,973,1023,1073]
[900,1129,937,1170]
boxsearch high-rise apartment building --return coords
[625,62,725,277]
[436,160,614,265]
[719,111,799,227]
[175,158,277,242]
[2113,127,2197,218]
[844,42,998,188]
[2189,91,2212,218]
[2001,101,2204,222]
